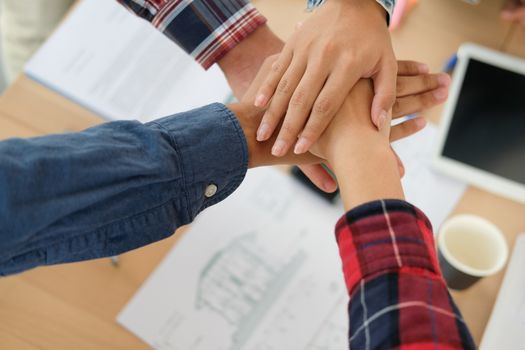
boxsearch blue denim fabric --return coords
[0,103,248,276]
[307,0,396,21]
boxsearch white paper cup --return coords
[437,215,508,290]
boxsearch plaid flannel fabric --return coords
[118,0,395,70]
[118,0,266,69]
[335,200,476,349]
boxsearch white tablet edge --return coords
[433,43,525,204]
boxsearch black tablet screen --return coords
[442,59,525,184]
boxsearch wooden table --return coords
[0,0,524,348]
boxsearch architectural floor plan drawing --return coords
[118,168,348,349]
[196,233,307,349]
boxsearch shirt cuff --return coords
[151,1,267,69]
[335,199,440,295]
[150,103,249,219]
[307,0,395,24]
[374,0,395,22]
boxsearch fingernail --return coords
[294,137,310,154]
[272,139,288,157]
[323,181,336,193]
[257,123,271,141]
[254,94,267,108]
[437,73,451,86]
[433,87,448,100]
[418,63,429,74]
[377,110,388,129]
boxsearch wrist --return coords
[218,25,284,99]
[331,143,404,210]
[324,127,388,163]
[227,103,320,168]
[330,139,391,173]
[227,103,261,168]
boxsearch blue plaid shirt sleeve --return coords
[117,0,267,69]
[117,1,394,70]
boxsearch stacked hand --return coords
[310,79,405,209]
[230,55,451,187]
[220,1,449,192]
[253,0,397,157]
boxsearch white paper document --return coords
[25,0,231,122]
[118,168,348,350]
[480,234,525,350]
[393,124,467,229]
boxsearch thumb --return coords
[298,164,338,193]
[371,58,397,129]
[391,147,405,178]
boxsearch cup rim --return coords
[438,214,509,277]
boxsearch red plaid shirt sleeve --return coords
[335,199,476,349]
[117,0,267,69]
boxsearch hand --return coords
[217,24,339,191]
[243,55,450,191]
[310,79,390,162]
[218,25,284,99]
[228,92,396,188]
[310,79,404,210]
[218,13,449,194]
[247,55,451,152]
[253,0,397,157]
[302,60,451,179]
[228,103,320,168]
[502,0,525,27]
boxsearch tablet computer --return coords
[434,43,525,203]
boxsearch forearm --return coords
[319,78,474,348]
[331,140,403,211]
[331,137,473,348]
[0,101,319,276]
[229,103,319,167]
[336,201,476,349]
[0,104,248,275]
[218,25,283,99]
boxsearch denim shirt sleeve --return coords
[307,0,395,23]
[0,103,248,276]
